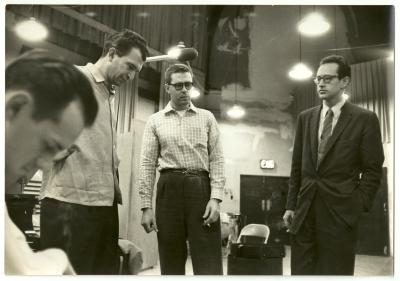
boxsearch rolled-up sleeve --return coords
[207,113,225,201]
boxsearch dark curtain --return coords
[350,59,391,143]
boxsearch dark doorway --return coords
[240,175,290,245]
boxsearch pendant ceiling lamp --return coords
[289,7,313,81]
[298,9,330,37]
[15,17,48,42]
[227,7,245,120]
[227,104,245,119]
[190,87,201,99]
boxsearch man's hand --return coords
[283,210,295,229]
[203,198,220,225]
[141,208,158,233]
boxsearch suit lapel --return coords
[318,102,353,167]
[310,105,321,169]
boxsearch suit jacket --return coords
[286,102,384,234]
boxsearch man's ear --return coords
[5,90,32,122]
[108,47,117,61]
[341,76,350,88]
[164,84,170,93]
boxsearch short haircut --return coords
[5,49,98,126]
[164,63,193,84]
[102,29,149,61]
[319,55,351,79]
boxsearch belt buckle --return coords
[183,169,193,175]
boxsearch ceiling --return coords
[206,5,393,65]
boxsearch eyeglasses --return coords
[313,75,339,84]
[168,82,193,90]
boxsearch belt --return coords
[160,168,209,177]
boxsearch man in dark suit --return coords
[283,55,384,275]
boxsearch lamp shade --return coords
[298,13,330,37]
[288,62,313,80]
[15,17,48,42]
[227,104,245,119]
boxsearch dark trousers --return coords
[155,171,223,275]
[291,191,357,275]
[40,198,119,275]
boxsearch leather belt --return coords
[160,168,209,177]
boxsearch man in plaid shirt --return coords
[139,63,225,275]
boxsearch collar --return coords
[85,63,116,95]
[321,96,346,118]
[162,102,198,115]
[85,63,106,83]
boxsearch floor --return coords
[139,246,393,276]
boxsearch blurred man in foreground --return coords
[5,49,98,275]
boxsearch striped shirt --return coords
[138,102,225,209]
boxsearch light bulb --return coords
[298,13,330,37]
[288,63,313,80]
[15,17,48,42]
[167,42,185,59]
[227,104,245,119]
[190,87,200,99]
[167,47,182,59]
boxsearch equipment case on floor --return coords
[227,242,285,275]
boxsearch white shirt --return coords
[318,98,346,142]
[5,207,74,275]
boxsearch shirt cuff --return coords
[140,198,152,210]
[211,187,223,202]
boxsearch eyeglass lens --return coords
[314,75,338,84]
[171,82,193,90]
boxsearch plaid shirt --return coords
[139,102,225,209]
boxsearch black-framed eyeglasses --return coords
[168,82,193,90]
[313,75,339,84]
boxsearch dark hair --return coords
[102,29,149,61]
[319,55,351,79]
[5,49,98,126]
[164,63,193,84]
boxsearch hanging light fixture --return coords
[298,9,330,37]
[288,63,313,80]
[190,87,201,99]
[289,7,313,81]
[146,42,198,63]
[227,7,245,119]
[15,17,48,42]
[227,104,245,119]
[167,41,186,59]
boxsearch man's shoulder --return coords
[147,110,166,123]
[196,107,215,118]
[345,102,375,117]
[299,105,320,117]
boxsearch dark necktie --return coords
[317,109,334,166]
